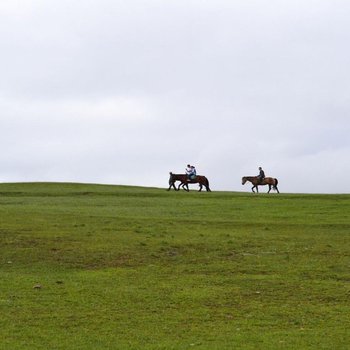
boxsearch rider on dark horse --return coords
[185,164,197,181]
[257,167,265,184]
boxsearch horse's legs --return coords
[178,182,186,191]
[167,182,176,191]
[181,182,189,192]
[251,186,255,193]
[275,186,280,194]
[198,184,202,192]
[268,184,271,193]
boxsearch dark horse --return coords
[168,172,211,192]
[242,176,279,193]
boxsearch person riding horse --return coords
[257,167,265,184]
[242,167,279,194]
[168,172,211,192]
[185,164,197,181]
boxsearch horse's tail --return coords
[274,178,278,188]
[205,177,211,191]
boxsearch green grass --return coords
[0,182,349,349]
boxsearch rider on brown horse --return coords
[257,167,265,184]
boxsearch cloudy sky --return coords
[1,0,349,193]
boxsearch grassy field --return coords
[0,182,349,350]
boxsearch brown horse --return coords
[168,172,211,192]
[242,176,279,193]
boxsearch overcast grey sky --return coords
[1,0,349,193]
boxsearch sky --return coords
[1,0,349,193]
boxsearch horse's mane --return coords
[169,172,186,176]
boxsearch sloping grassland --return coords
[0,183,349,349]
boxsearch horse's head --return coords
[242,177,247,185]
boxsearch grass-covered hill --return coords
[1,182,349,349]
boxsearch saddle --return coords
[257,177,265,184]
